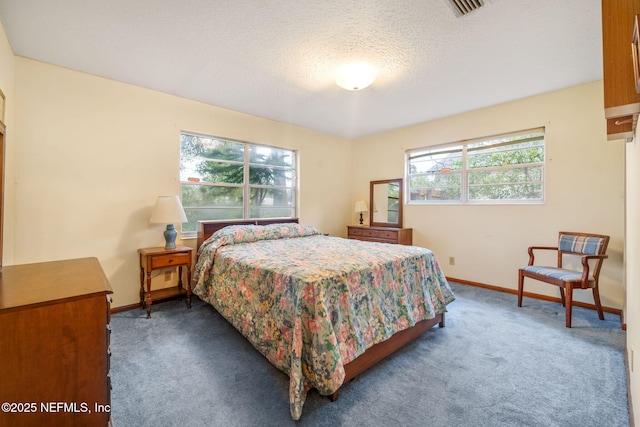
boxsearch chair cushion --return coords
[559,234,604,255]
[521,266,594,283]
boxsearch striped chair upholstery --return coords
[558,234,605,256]
[520,266,594,283]
[517,232,609,328]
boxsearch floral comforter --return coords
[192,223,455,420]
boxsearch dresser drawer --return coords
[362,229,398,243]
[347,226,412,245]
[150,252,190,269]
[349,228,396,241]
[378,230,398,240]
[362,229,380,238]
[348,227,365,237]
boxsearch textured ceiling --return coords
[0,0,602,139]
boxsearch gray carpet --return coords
[110,282,629,426]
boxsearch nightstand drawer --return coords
[150,252,190,269]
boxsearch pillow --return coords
[205,222,322,249]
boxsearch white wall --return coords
[12,57,352,308]
[0,20,15,266]
[626,126,640,420]
[351,81,625,309]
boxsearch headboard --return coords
[196,218,299,249]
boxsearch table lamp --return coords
[354,200,368,226]
[149,196,188,249]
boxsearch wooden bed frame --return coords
[195,218,445,400]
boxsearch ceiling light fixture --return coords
[335,63,376,91]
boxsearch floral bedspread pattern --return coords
[192,223,455,420]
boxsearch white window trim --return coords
[179,131,298,238]
[405,127,545,205]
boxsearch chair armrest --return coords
[582,254,608,260]
[527,246,558,266]
[576,254,608,283]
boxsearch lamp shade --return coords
[354,200,368,213]
[150,196,188,224]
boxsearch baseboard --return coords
[447,276,624,328]
[110,293,191,314]
[111,302,141,314]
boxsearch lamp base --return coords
[163,224,177,249]
[359,212,364,225]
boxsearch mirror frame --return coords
[370,178,403,228]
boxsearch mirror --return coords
[370,178,403,228]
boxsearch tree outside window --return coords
[180,133,296,232]
[407,128,545,204]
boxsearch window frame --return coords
[179,131,298,236]
[405,127,545,205]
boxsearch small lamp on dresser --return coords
[354,200,368,225]
[149,195,188,249]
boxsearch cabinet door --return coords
[0,122,5,270]
[602,0,640,117]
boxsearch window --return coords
[406,128,545,204]
[180,132,297,232]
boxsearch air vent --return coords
[446,0,484,17]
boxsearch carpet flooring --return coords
[110,282,629,426]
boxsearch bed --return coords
[192,219,455,420]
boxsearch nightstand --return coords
[138,246,193,318]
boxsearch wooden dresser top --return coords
[347,225,412,231]
[0,257,113,312]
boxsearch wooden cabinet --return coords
[602,0,640,140]
[347,225,413,245]
[139,246,192,318]
[0,121,5,271]
[0,257,113,427]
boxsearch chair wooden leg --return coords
[565,283,573,328]
[592,287,605,321]
[559,288,566,307]
[517,270,524,307]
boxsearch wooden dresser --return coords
[347,225,413,245]
[0,257,113,427]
